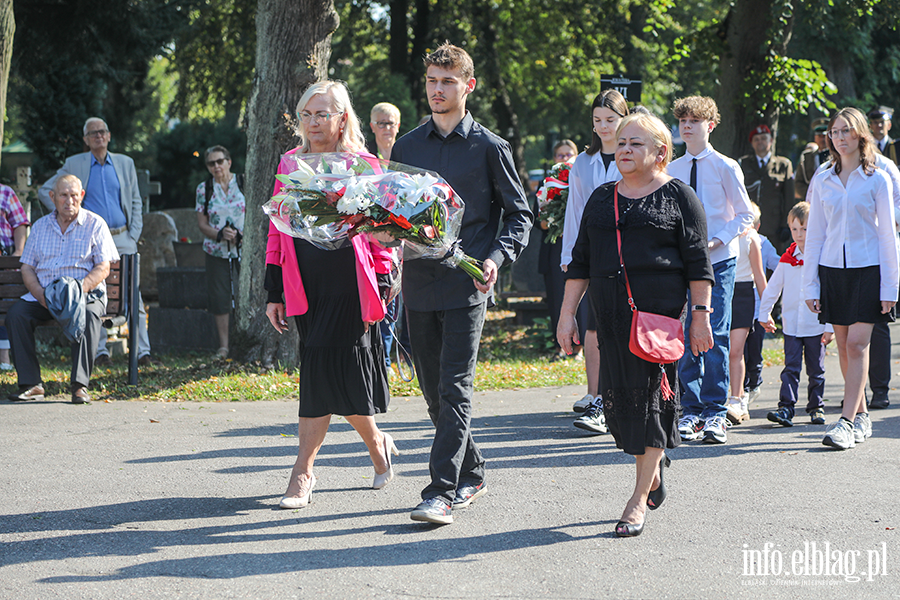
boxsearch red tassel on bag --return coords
[659,365,675,400]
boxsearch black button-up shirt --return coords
[391,112,533,311]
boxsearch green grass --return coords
[6,308,586,403]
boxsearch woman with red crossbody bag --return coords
[558,113,714,537]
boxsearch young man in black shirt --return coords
[391,43,533,524]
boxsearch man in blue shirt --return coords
[39,118,161,366]
[391,43,533,525]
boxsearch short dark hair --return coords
[205,145,231,163]
[423,42,474,80]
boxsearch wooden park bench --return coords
[0,254,141,385]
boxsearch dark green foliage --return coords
[10,0,188,177]
[151,118,246,209]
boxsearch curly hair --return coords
[673,96,721,125]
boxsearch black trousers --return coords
[407,303,487,504]
[868,321,891,395]
[8,297,104,389]
[743,321,765,392]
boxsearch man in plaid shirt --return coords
[0,183,29,371]
[6,175,118,404]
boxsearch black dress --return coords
[567,180,713,455]
[265,239,390,418]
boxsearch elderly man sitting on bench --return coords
[7,175,118,404]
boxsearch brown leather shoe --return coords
[138,354,163,367]
[94,354,112,367]
[9,384,45,402]
[71,386,91,404]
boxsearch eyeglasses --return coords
[85,129,109,138]
[374,121,397,130]
[827,126,856,139]
[207,158,228,167]
[298,111,344,124]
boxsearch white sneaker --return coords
[853,413,872,443]
[726,396,747,425]
[573,398,607,434]
[822,418,856,450]
[678,414,704,441]
[702,415,728,444]
[573,394,594,413]
[746,387,761,405]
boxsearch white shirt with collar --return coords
[560,150,621,267]
[756,152,772,168]
[668,145,755,264]
[876,136,893,154]
[809,154,900,228]
[802,164,899,302]
[759,245,831,337]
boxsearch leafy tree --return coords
[168,0,257,128]
[9,0,188,175]
[235,0,339,366]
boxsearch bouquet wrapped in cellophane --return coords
[263,152,485,284]
[536,161,571,244]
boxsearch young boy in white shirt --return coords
[668,96,755,444]
[759,202,834,426]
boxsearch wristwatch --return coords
[691,305,713,313]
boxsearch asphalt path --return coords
[1,335,899,599]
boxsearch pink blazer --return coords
[266,148,393,321]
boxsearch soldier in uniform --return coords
[795,119,829,201]
[739,125,795,253]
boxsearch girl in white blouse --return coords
[561,90,628,422]
[803,107,899,450]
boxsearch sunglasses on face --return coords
[207,158,228,167]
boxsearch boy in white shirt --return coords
[759,202,834,426]
[668,96,755,444]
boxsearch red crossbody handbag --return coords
[613,184,684,399]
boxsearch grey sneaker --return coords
[853,413,872,443]
[678,414,704,441]
[573,394,594,413]
[573,398,607,434]
[822,418,856,450]
[702,415,728,444]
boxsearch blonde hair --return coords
[370,102,400,123]
[749,202,762,226]
[673,96,721,125]
[616,113,673,170]
[788,201,810,225]
[826,107,877,176]
[295,81,365,153]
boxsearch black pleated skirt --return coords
[819,265,896,326]
[293,239,389,418]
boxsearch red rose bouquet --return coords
[263,152,485,283]
[536,161,572,244]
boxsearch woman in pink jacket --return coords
[265,81,399,508]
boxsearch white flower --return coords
[335,176,374,214]
[395,172,441,206]
[329,160,353,176]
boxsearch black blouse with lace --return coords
[565,178,713,454]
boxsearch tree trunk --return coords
[236,0,338,367]
[0,0,14,167]
[715,0,792,159]
[472,3,527,185]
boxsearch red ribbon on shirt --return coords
[780,243,803,266]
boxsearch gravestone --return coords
[137,212,178,300]
[161,208,203,244]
